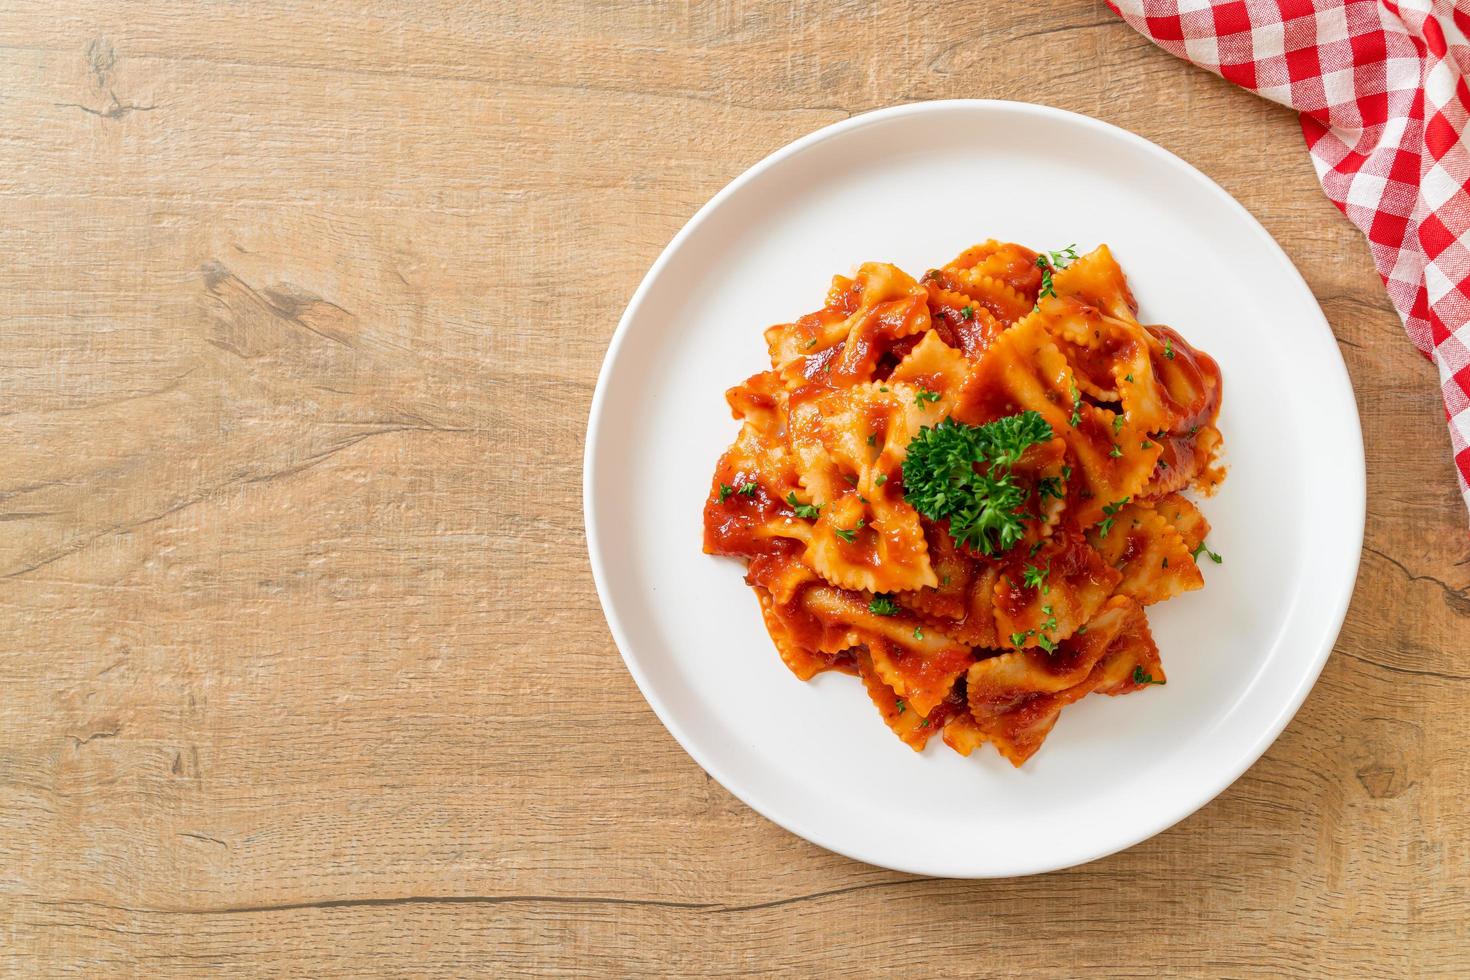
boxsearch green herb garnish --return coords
[717,483,733,503]
[901,412,1054,556]
[915,388,941,408]
[1191,541,1223,564]
[1035,244,1079,300]
[1133,666,1165,685]
[737,482,758,497]
[869,595,901,616]
[785,491,821,520]
[1095,496,1131,537]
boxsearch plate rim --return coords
[583,98,1366,877]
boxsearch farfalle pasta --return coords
[703,242,1224,766]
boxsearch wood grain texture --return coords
[0,1,1466,976]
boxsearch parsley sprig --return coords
[1191,540,1223,564]
[1036,244,1079,301]
[869,594,901,616]
[785,491,820,520]
[901,411,1054,556]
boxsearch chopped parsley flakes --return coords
[1036,244,1079,300]
[1095,496,1131,537]
[1133,666,1165,685]
[785,491,821,520]
[869,594,901,616]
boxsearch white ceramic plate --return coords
[584,100,1364,878]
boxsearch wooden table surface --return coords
[3,1,1466,976]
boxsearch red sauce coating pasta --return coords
[703,242,1224,766]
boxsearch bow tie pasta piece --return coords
[1090,597,1167,696]
[923,266,1033,325]
[1147,493,1210,552]
[967,596,1158,766]
[704,423,813,559]
[757,585,857,681]
[1085,500,1204,606]
[1040,296,1167,422]
[766,263,931,388]
[788,382,939,592]
[952,316,1076,434]
[887,331,970,413]
[755,579,866,681]
[925,284,1009,359]
[897,524,1004,648]
[896,522,976,621]
[857,648,942,751]
[788,381,931,504]
[799,586,976,715]
[724,368,790,437]
[1049,244,1138,321]
[1146,324,1223,432]
[943,239,1046,299]
[863,633,974,718]
[746,551,819,605]
[993,532,1122,650]
[806,491,936,593]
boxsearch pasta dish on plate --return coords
[701,241,1224,766]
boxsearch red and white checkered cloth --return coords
[1110,0,1470,521]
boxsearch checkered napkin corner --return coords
[1110,0,1470,520]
